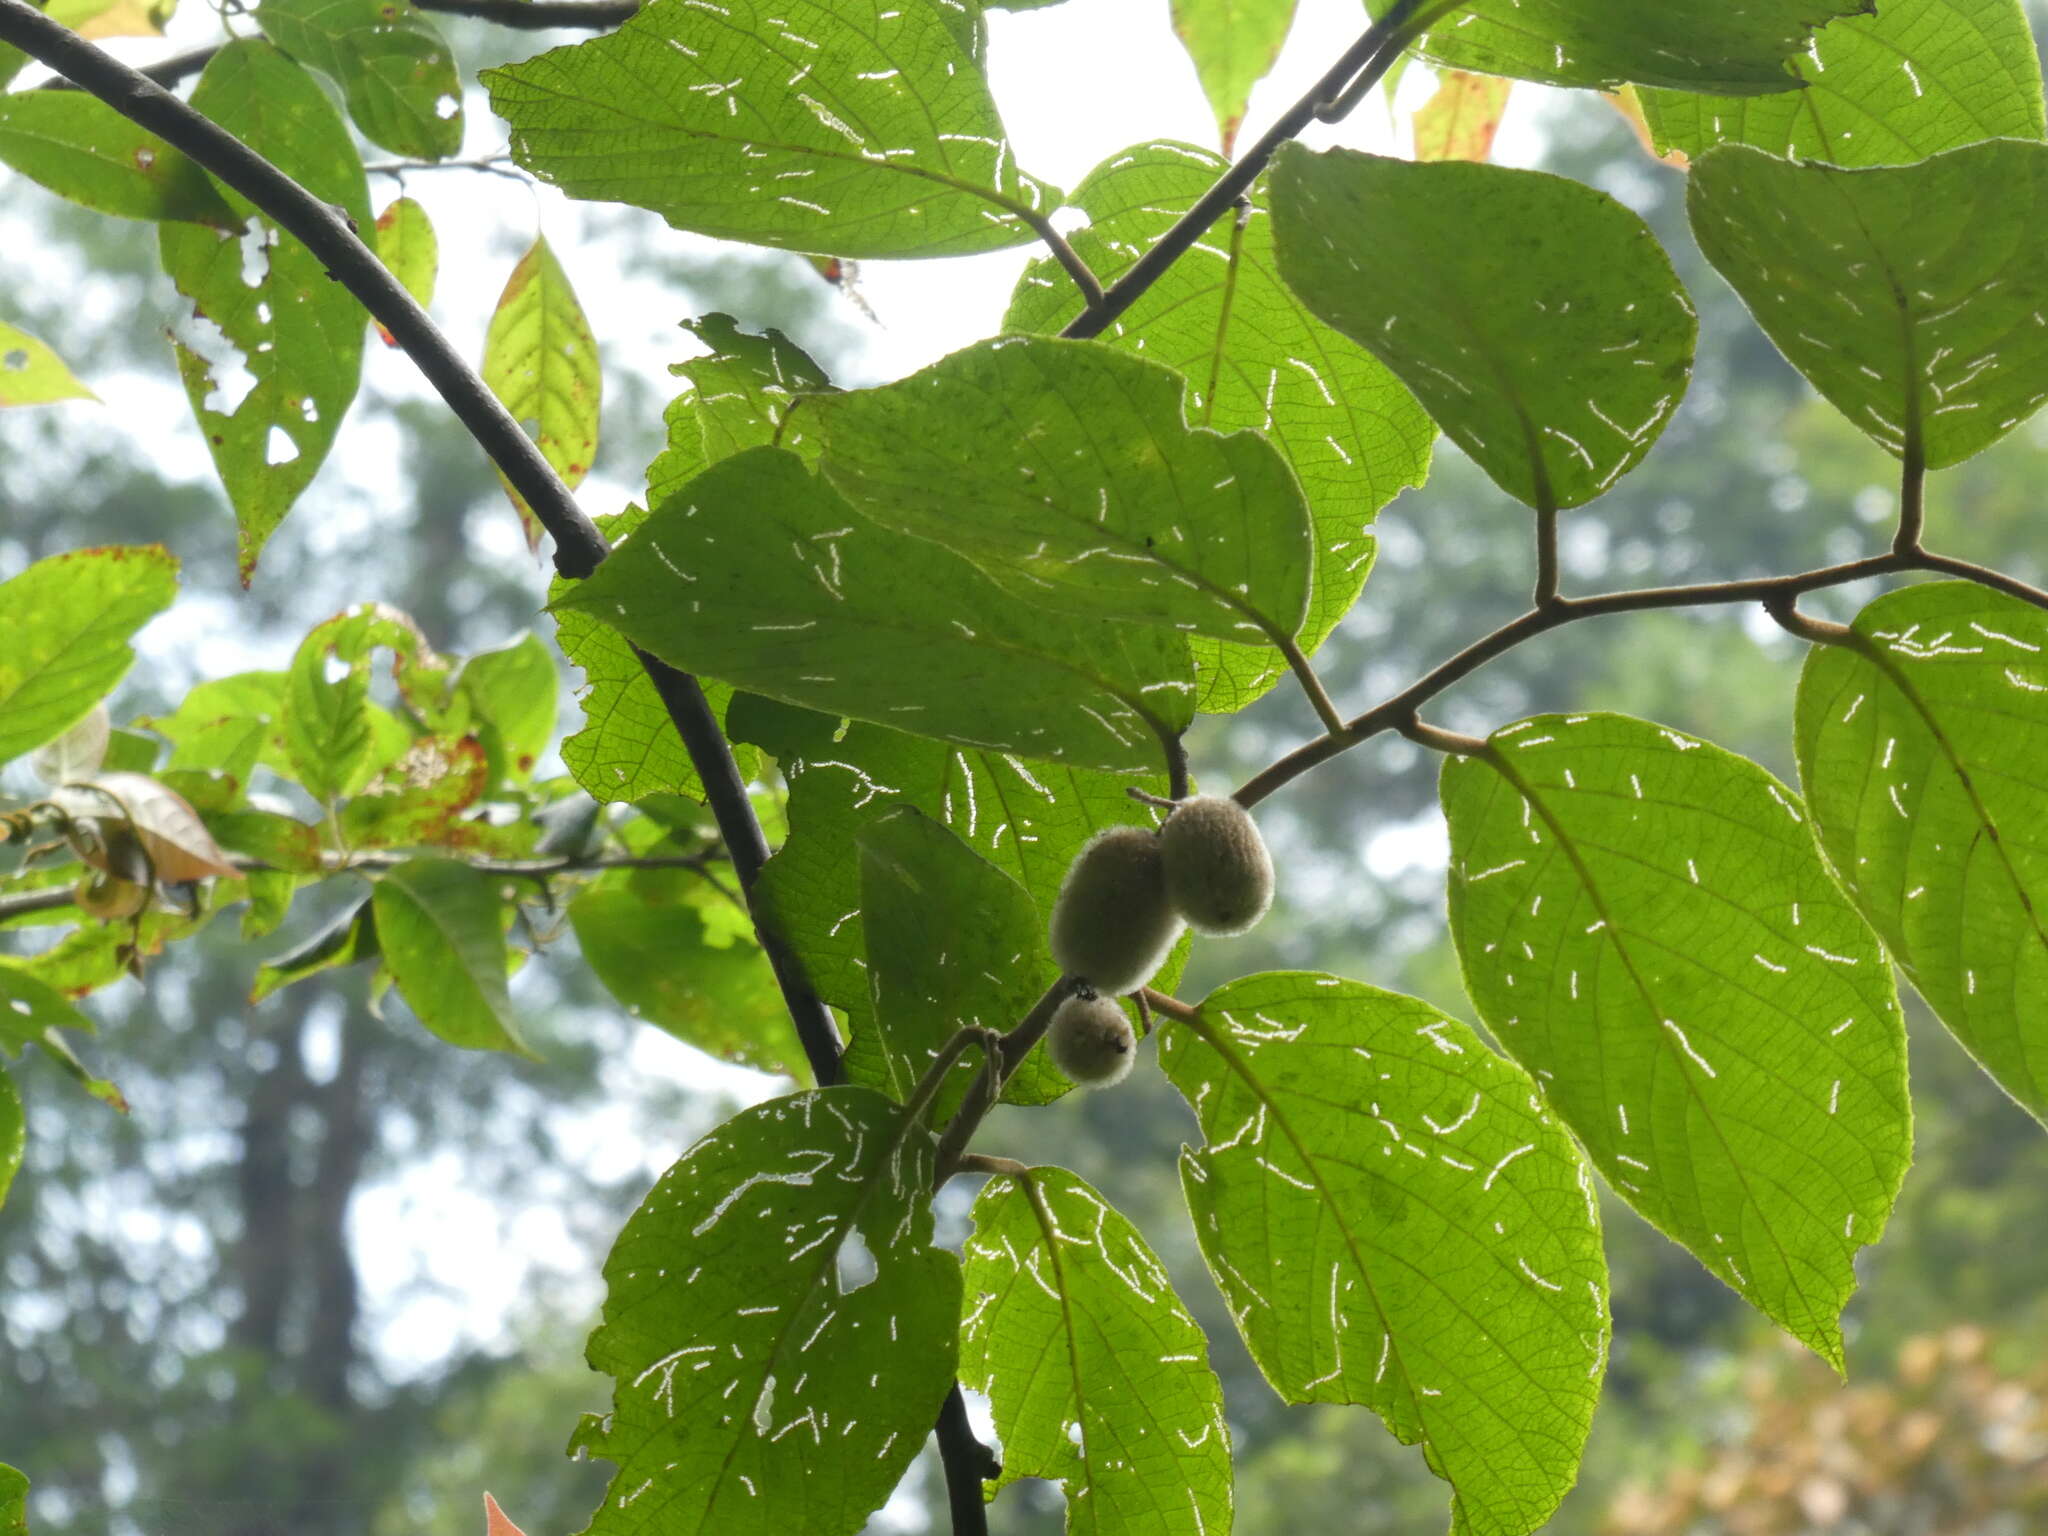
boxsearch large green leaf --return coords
[284,604,442,803]
[568,881,804,1077]
[1005,144,1432,712]
[731,696,1174,1108]
[811,336,1313,649]
[255,0,463,158]
[0,546,176,765]
[1795,581,2048,1122]
[1158,972,1605,1536]
[0,93,235,226]
[159,41,370,580]
[1173,0,1297,151]
[851,807,1049,1116]
[1641,0,2045,165]
[572,1086,960,1536]
[551,448,1194,775]
[1441,713,1911,1363]
[961,1165,1232,1535]
[1270,147,1696,511]
[483,0,1055,259]
[1689,140,2048,471]
[1372,0,1870,93]
[483,235,602,548]
[370,859,530,1056]
[0,321,96,409]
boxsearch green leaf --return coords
[0,545,177,766]
[731,696,1174,1108]
[551,447,1193,775]
[339,735,505,851]
[1173,0,1297,152]
[285,603,444,803]
[159,41,371,580]
[1270,146,1696,511]
[0,1063,19,1213]
[1794,581,2048,1122]
[0,320,96,408]
[1157,973,1605,1536]
[251,898,377,1004]
[370,859,530,1055]
[1688,140,2048,471]
[458,633,557,780]
[573,1086,960,1536]
[1440,713,1911,1363]
[1371,0,1871,93]
[1004,144,1432,713]
[483,0,1056,259]
[671,312,832,466]
[812,337,1311,652]
[372,195,438,344]
[207,808,325,873]
[852,807,1048,1116]
[0,1461,25,1536]
[0,93,235,225]
[142,670,289,786]
[960,1166,1232,1533]
[483,235,601,549]
[1641,0,2045,166]
[255,0,463,159]
[0,963,98,1058]
[1413,70,1514,163]
[568,882,805,1076]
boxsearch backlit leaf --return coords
[1159,972,1605,1536]
[1795,582,2048,1123]
[1173,0,1297,152]
[256,0,463,159]
[960,1166,1232,1534]
[0,545,177,766]
[484,0,1056,258]
[1369,0,1870,93]
[572,1086,959,1536]
[1441,713,1912,1362]
[370,858,530,1056]
[1271,146,1695,511]
[811,336,1314,647]
[1641,0,2044,167]
[0,93,234,225]
[372,195,438,347]
[483,235,601,551]
[1004,144,1432,713]
[1689,140,2048,470]
[552,447,1195,775]
[159,41,370,580]
[0,320,96,408]
[1413,70,1514,163]
[0,1071,19,1211]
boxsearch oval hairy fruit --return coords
[1047,824,1181,995]
[1160,794,1273,936]
[1047,993,1138,1087]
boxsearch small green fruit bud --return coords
[1160,795,1273,937]
[1047,824,1181,995]
[1047,993,1137,1088]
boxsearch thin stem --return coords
[1137,987,1200,1023]
[1019,210,1105,311]
[1535,499,1561,609]
[1764,593,1853,647]
[1278,630,1347,735]
[1060,0,1432,341]
[1399,716,1488,757]
[955,1153,1030,1178]
[933,979,1079,1184]
[1164,731,1192,802]
[413,0,637,26]
[366,155,530,184]
[1894,442,1927,556]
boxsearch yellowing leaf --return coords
[0,321,96,408]
[372,195,438,348]
[1413,70,1513,163]
[482,1493,527,1536]
[482,235,600,550]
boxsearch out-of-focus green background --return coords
[4,5,2048,1532]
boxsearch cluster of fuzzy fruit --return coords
[1041,796,1273,1088]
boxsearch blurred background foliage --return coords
[4,5,2048,1533]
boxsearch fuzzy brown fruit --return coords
[1159,794,1274,937]
[1047,824,1182,995]
[1046,993,1137,1088]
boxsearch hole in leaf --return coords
[835,1230,877,1294]
[266,426,300,466]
